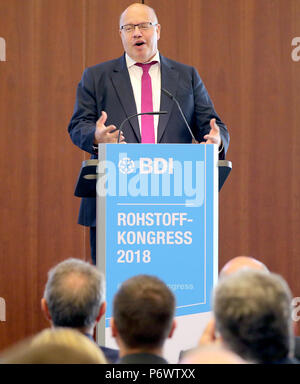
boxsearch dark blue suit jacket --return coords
[68,54,230,227]
[84,334,119,363]
[117,352,168,364]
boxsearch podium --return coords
[75,143,231,362]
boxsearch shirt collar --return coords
[125,51,160,69]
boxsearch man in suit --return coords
[111,274,176,364]
[41,258,119,363]
[68,3,230,264]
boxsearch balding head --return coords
[42,258,104,328]
[220,256,268,278]
[119,3,158,27]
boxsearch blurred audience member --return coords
[180,345,247,364]
[213,269,297,363]
[1,328,106,364]
[200,256,269,346]
[41,258,119,363]
[220,256,269,277]
[201,256,299,363]
[111,275,176,364]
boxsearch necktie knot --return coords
[135,61,158,73]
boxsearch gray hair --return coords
[213,269,294,363]
[44,258,104,328]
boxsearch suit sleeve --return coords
[68,68,98,154]
[192,67,230,159]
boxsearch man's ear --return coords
[95,302,106,323]
[168,319,177,339]
[41,298,51,322]
[156,24,161,41]
[110,317,118,338]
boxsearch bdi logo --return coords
[291,37,300,62]
[0,37,6,62]
[140,158,174,175]
[118,157,174,175]
[0,297,6,321]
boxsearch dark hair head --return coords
[113,275,175,349]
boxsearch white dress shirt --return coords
[125,52,161,143]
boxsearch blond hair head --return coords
[1,328,107,364]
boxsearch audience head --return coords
[42,258,105,331]
[213,269,294,363]
[220,256,269,277]
[180,345,247,364]
[1,328,107,364]
[111,274,176,352]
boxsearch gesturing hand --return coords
[94,111,126,144]
[201,118,221,146]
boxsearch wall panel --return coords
[0,0,85,350]
[85,0,136,66]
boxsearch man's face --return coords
[119,5,160,63]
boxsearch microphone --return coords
[117,111,168,143]
[161,88,197,143]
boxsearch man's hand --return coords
[94,111,126,144]
[201,118,221,146]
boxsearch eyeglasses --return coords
[120,22,158,33]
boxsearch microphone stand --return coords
[161,88,198,143]
[117,111,168,143]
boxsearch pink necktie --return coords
[135,61,157,143]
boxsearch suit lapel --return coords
[111,55,141,142]
[157,55,179,143]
